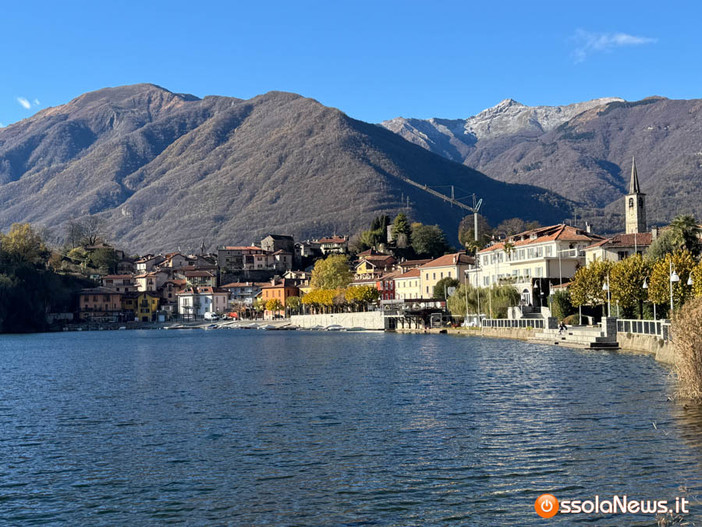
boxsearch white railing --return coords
[617,319,671,341]
[482,318,544,329]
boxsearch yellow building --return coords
[420,253,475,298]
[123,292,161,322]
[394,269,422,300]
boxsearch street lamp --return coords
[602,274,611,317]
[687,273,694,287]
[464,270,470,326]
[670,260,680,314]
[643,277,656,320]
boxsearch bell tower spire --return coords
[625,157,647,234]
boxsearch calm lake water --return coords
[0,330,701,525]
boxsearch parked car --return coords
[204,312,220,321]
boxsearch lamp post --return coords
[464,270,470,326]
[643,277,656,321]
[602,274,611,317]
[670,260,680,314]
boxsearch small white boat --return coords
[325,324,344,331]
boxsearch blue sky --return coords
[0,0,698,125]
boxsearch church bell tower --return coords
[625,157,646,234]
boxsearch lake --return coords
[0,330,700,525]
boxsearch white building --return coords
[467,224,605,306]
[177,286,230,319]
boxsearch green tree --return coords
[669,214,701,257]
[88,248,119,274]
[392,213,411,248]
[433,277,460,299]
[551,290,575,320]
[411,223,450,257]
[646,229,677,261]
[310,254,353,290]
[286,296,301,315]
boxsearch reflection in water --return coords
[0,330,700,525]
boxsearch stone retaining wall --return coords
[291,311,385,330]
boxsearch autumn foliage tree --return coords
[647,250,696,312]
[569,259,613,313]
[609,254,651,318]
[310,254,353,290]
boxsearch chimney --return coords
[585,222,591,234]
[651,226,659,241]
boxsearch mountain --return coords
[381,97,702,232]
[0,84,574,252]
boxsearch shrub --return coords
[672,296,702,401]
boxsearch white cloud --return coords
[33,98,40,106]
[0,122,4,128]
[571,30,657,63]
[16,97,31,109]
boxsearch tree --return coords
[570,259,613,310]
[310,254,353,290]
[458,214,491,252]
[433,277,460,299]
[88,248,119,274]
[411,223,450,257]
[65,219,85,249]
[647,250,695,312]
[609,254,651,318]
[79,216,107,246]
[669,214,701,257]
[392,213,411,248]
[0,223,50,267]
[286,296,301,315]
[265,298,284,316]
[345,285,379,309]
[551,290,575,320]
[494,218,529,237]
[646,229,678,261]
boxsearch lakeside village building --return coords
[75,160,659,323]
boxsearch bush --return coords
[672,296,702,401]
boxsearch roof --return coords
[102,274,134,280]
[398,259,432,268]
[177,286,228,296]
[479,224,606,253]
[79,287,122,295]
[357,248,391,257]
[271,249,292,255]
[585,232,653,250]
[357,255,396,268]
[395,268,421,279]
[219,246,264,251]
[221,282,266,288]
[184,270,215,278]
[629,157,643,194]
[318,236,347,244]
[263,234,294,241]
[421,252,475,268]
[261,279,299,289]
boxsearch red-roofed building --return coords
[394,268,422,300]
[419,253,475,298]
[318,236,348,255]
[468,224,605,306]
[584,232,654,264]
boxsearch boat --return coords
[325,324,344,331]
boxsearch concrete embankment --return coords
[290,312,385,330]
[443,326,675,365]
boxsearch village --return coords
[70,160,702,346]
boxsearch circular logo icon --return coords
[535,494,559,518]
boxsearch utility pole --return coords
[473,194,479,242]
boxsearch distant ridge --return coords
[382,96,702,231]
[0,84,573,252]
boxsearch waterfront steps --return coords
[531,326,619,350]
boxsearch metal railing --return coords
[617,319,671,341]
[481,318,544,329]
